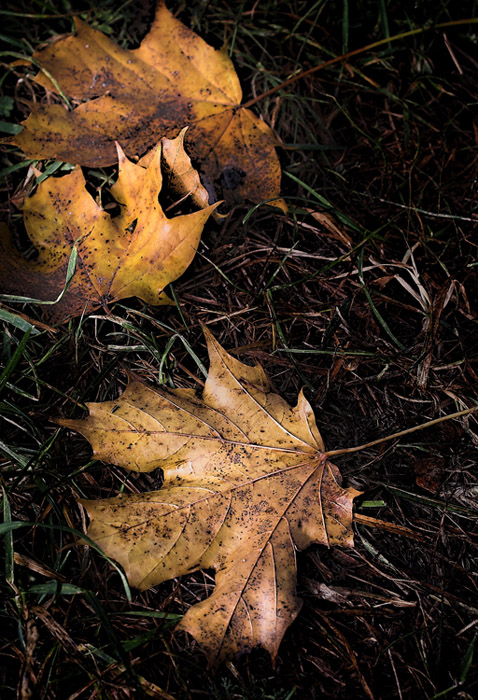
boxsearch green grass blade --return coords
[0,121,22,134]
[28,582,84,595]
[0,521,132,602]
[379,0,391,44]
[342,0,349,53]
[1,486,15,587]
[284,171,362,231]
[357,248,406,350]
[82,589,134,673]
[0,327,32,393]
[0,308,40,334]
[0,243,78,306]
[459,632,476,683]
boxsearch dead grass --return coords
[1,0,477,698]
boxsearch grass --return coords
[1,0,478,698]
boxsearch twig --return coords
[353,513,423,541]
[242,18,478,110]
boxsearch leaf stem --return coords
[242,18,478,110]
[324,406,478,458]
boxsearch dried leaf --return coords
[414,455,445,495]
[62,329,360,666]
[140,127,212,215]
[0,136,218,322]
[11,2,286,211]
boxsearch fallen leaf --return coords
[141,127,213,215]
[61,328,361,666]
[414,455,445,495]
[11,2,286,212]
[0,135,218,322]
[305,209,353,248]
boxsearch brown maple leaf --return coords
[0,131,218,323]
[11,2,286,212]
[60,329,361,666]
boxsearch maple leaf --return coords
[11,2,286,212]
[60,329,361,666]
[0,132,218,322]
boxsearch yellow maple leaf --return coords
[61,329,361,666]
[0,132,218,322]
[11,2,286,212]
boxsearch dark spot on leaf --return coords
[126,218,137,235]
[220,167,246,191]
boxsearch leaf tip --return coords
[201,324,215,347]
[114,141,127,162]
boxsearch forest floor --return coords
[1,1,477,698]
